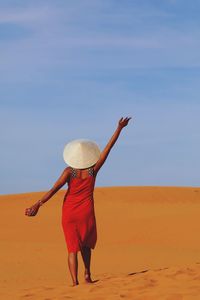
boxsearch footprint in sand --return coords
[42,286,55,290]
[21,293,35,298]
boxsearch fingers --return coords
[25,208,29,216]
[120,117,132,123]
[120,116,132,121]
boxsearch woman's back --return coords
[63,166,96,201]
[62,166,97,252]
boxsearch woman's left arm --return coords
[25,167,70,217]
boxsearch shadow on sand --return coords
[127,267,169,276]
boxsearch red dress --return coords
[61,166,97,253]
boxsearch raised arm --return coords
[94,116,132,175]
[25,167,71,217]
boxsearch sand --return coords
[1,186,200,299]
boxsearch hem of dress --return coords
[67,243,96,253]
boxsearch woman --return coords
[25,116,132,286]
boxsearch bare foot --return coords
[84,272,93,283]
[70,281,79,287]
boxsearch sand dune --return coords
[1,186,200,299]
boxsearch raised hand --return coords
[25,202,40,217]
[118,116,132,129]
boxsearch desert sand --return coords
[1,186,200,299]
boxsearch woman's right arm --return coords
[94,116,132,174]
[37,167,71,205]
[25,167,71,217]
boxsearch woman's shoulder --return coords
[64,166,72,172]
[62,166,72,179]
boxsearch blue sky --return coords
[1,0,200,195]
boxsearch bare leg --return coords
[68,252,79,286]
[80,246,93,283]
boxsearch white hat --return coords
[63,139,101,169]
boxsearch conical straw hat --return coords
[63,139,101,169]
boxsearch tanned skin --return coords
[25,116,132,286]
